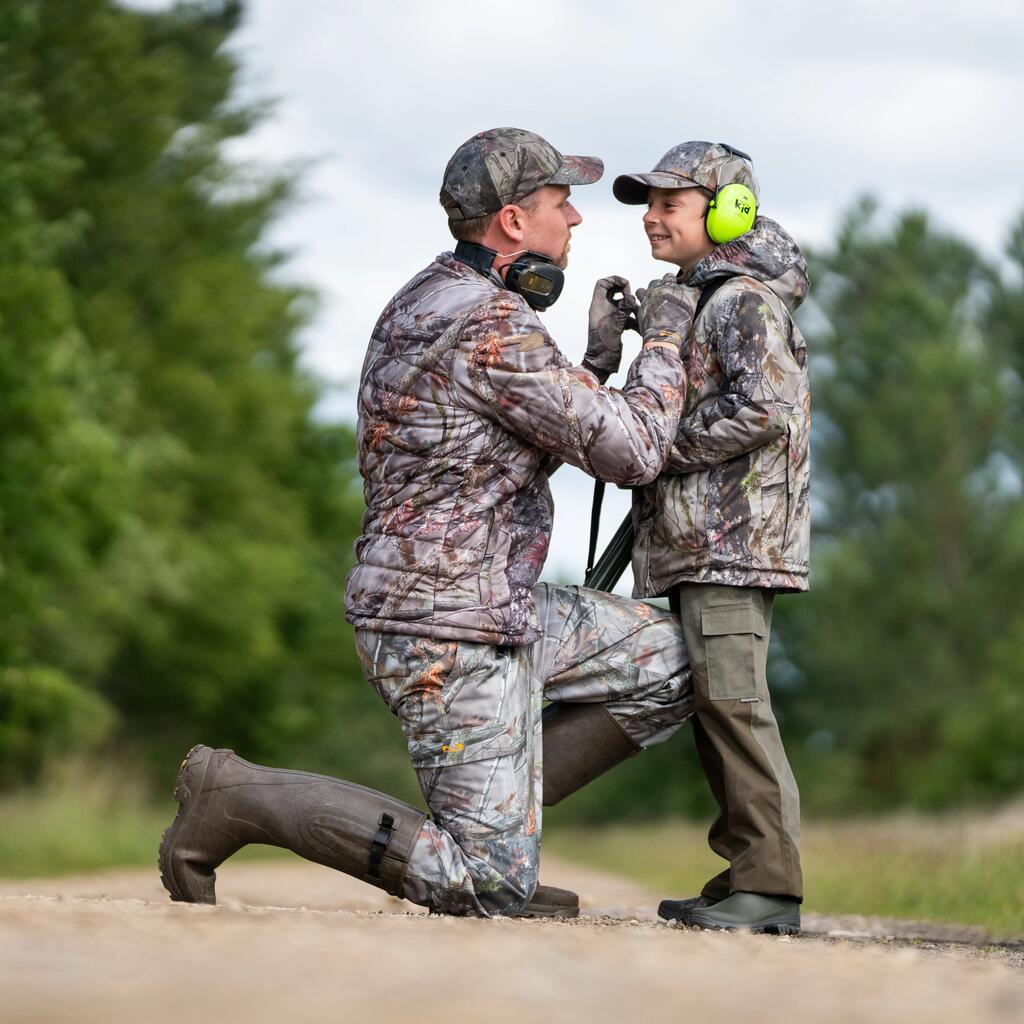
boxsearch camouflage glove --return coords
[584,275,639,377]
[636,275,701,345]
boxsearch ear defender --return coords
[504,255,563,310]
[705,182,757,245]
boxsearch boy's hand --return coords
[636,276,701,344]
[585,275,639,376]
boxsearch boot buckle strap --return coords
[367,812,396,878]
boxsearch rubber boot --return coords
[429,882,579,919]
[159,745,428,905]
[672,891,801,935]
[160,745,580,918]
[658,895,719,921]
[515,884,579,918]
[541,703,641,807]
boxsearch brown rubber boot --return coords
[428,882,579,919]
[158,745,428,904]
[515,884,579,918]
[541,702,641,806]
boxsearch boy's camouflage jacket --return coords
[345,253,685,645]
[632,217,811,596]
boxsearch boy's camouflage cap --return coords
[440,127,603,220]
[613,141,759,205]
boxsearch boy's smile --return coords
[643,186,716,273]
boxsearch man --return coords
[614,142,811,934]
[159,128,701,918]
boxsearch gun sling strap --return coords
[583,277,732,593]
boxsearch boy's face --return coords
[643,187,716,272]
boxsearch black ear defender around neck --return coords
[503,254,563,310]
[453,240,564,310]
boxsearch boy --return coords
[615,142,811,934]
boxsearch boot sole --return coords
[511,904,580,919]
[427,903,580,919]
[681,913,800,936]
[158,744,217,905]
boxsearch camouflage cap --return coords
[440,127,603,221]
[613,141,759,205]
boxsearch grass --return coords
[3,765,1022,935]
[0,761,284,878]
[545,812,1024,937]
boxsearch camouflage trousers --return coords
[355,583,693,917]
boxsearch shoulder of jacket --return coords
[703,276,790,333]
[465,287,549,336]
[708,275,774,308]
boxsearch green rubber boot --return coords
[657,894,719,921]
[672,891,800,935]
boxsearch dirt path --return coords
[2,857,1022,1024]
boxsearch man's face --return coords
[643,186,715,271]
[518,185,582,269]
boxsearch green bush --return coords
[0,667,115,785]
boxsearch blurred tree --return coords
[0,0,417,797]
[0,2,125,783]
[775,199,1024,811]
[4,0,1022,819]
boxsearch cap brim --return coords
[549,154,604,186]
[612,172,702,205]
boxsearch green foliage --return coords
[2,0,1023,825]
[774,200,1024,812]
[0,2,133,751]
[0,0,387,791]
[0,668,115,786]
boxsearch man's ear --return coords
[495,204,527,243]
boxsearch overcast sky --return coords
[135,0,1024,584]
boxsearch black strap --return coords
[367,812,396,878]
[582,277,732,591]
[585,480,605,582]
[693,276,731,322]
[453,239,501,279]
[584,511,635,593]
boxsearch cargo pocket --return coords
[408,720,529,838]
[407,719,525,770]
[701,603,768,701]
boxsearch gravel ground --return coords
[2,857,1022,1023]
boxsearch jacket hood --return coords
[686,216,809,313]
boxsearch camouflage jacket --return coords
[345,252,685,645]
[631,217,811,596]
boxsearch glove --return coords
[635,275,701,345]
[584,275,638,377]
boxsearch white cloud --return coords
[128,0,1024,577]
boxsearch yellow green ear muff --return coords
[705,182,757,244]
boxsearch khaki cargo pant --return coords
[671,582,803,899]
[355,583,693,917]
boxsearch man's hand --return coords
[636,275,701,345]
[584,275,638,377]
